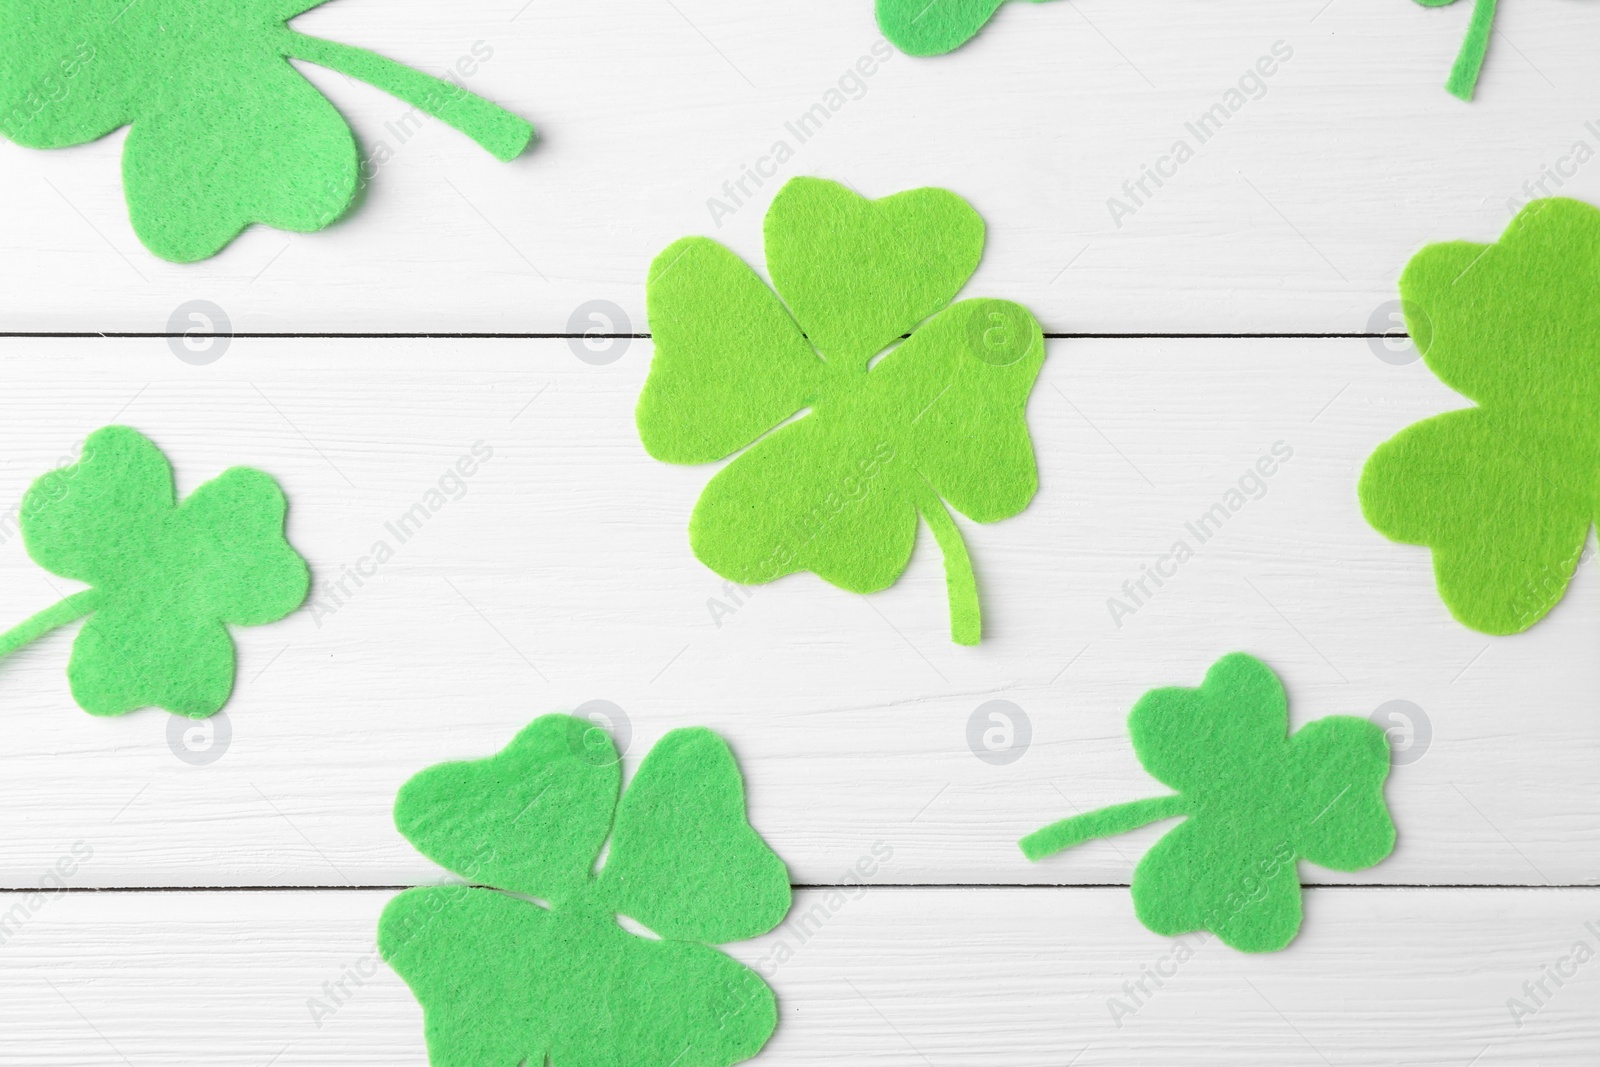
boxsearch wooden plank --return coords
[0,0,1594,331]
[1,886,1595,1064]
[0,337,1592,888]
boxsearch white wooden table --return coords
[0,0,1597,1063]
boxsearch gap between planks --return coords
[0,332,1402,340]
[0,882,1590,894]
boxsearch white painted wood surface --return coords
[2,887,1596,1064]
[0,0,1596,331]
[0,337,1592,892]
[4,0,1599,1056]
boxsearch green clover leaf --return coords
[637,177,1045,645]
[0,0,533,261]
[1359,198,1600,634]
[381,714,792,1067]
[0,426,309,718]
[876,0,1046,56]
[1020,653,1395,952]
[1412,0,1498,100]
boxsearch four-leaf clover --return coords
[1360,198,1600,634]
[0,0,534,261]
[1020,653,1395,951]
[0,426,309,718]
[380,714,791,1067]
[637,177,1045,645]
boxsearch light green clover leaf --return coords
[381,714,792,1067]
[1359,198,1600,634]
[637,177,1045,645]
[0,425,309,717]
[0,0,533,261]
[1021,653,1395,952]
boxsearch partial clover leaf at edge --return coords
[0,0,533,260]
[1359,198,1600,634]
[381,714,791,1067]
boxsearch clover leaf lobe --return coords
[1127,652,1289,799]
[21,426,174,586]
[395,715,620,899]
[763,178,983,367]
[598,727,791,943]
[639,236,823,465]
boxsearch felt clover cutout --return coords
[380,714,792,1067]
[877,0,1046,56]
[0,426,309,717]
[1414,0,1498,100]
[1020,653,1395,952]
[1360,198,1600,634]
[0,0,533,261]
[637,176,1045,645]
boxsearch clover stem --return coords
[1019,794,1188,862]
[911,482,981,646]
[281,33,535,161]
[1444,0,1497,101]
[0,589,99,661]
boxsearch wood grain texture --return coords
[0,337,1592,889]
[1,887,1595,1065]
[2,0,1594,1058]
[0,0,1595,331]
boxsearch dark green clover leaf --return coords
[381,714,792,1067]
[1021,653,1395,952]
[637,177,1045,645]
[1360,198,1600,634]
[1414,0,1498,100]
[0,0,533,261]
[0,425,309,717]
